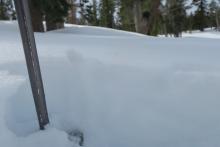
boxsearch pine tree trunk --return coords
[216,12,219,31]
[46,16,64,31]
[133,0,142,33]
[67,0,76,24]
[146,0,160,35]
[28,0,44,32]
[133,0,147,34]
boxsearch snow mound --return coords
[1,21,220,147]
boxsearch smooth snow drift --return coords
[0,21,220,147]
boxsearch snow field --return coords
[0,21,220,147]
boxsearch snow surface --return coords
[182,29,220,39]
[1,21,220,147]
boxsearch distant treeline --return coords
[1,0,220,36]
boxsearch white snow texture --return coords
[0,21,220,147]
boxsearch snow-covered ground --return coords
[1,21,220,147]
[159,28,220,39]
[182,29,220,39]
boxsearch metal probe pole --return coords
[14,0,49,130]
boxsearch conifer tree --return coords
[79,0,89,24]
[99,0,115,28]
[193,0,208,31]
[25,0,70,32]
[43,0,70,31]
[28,0,44,32]
[119,0,161,35]
[0,0,14,20]
[67,0,77,24]
[165,0,186,37]
[0,0,7,20]
[209,0,219,30]
[217,0,220,31]
[92,0,98,25]
[79,0,98,25]
[146,0,162,35]
[119,0,135,31]
[186,13,194,33]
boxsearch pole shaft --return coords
[14,0,49,130]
